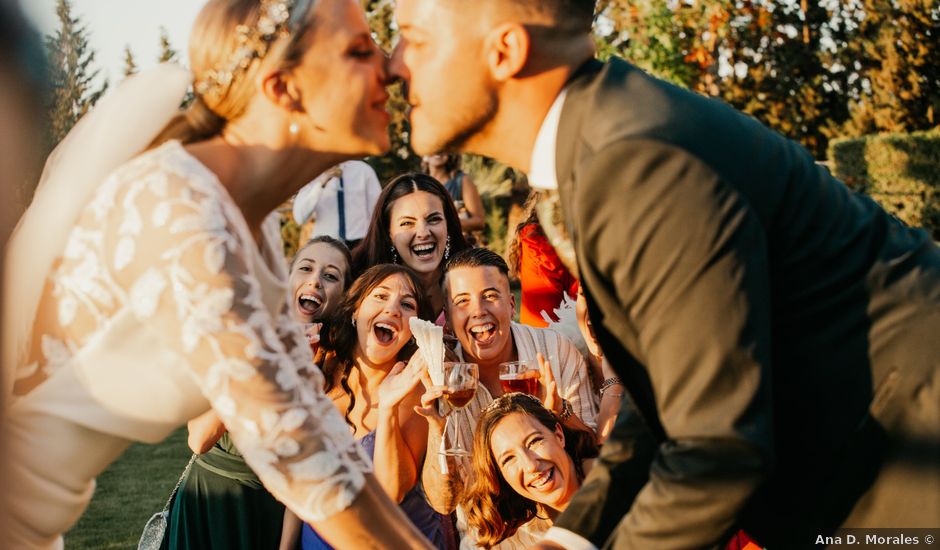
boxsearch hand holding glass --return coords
[440,362,478,457]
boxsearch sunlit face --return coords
[291,0,390,155]
[388,190,449,276]
[444,265,515,367]
[354,273,419,366]
[390,0,497,155]
[490,413,579,512]
[575,284,601,357]
[289,241,349,323]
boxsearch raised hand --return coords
[536,352,562,415]
[377,360,424,412]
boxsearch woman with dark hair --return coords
[461,393,598,549]
[422,154,485,237]
[289,263,450,549]
[352,173,470,323]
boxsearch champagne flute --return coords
[440,362,478,457]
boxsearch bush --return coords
[828,128,940,241]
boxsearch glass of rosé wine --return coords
[440,361,478,457]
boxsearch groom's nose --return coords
[387,41,409,83]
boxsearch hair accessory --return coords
[194,0,313,96]
[444,235,451,261]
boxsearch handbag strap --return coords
[161,453,198,513]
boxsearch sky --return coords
[23,0,206,85]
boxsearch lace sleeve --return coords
[101,158,371,521]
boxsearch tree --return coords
[157,26,178,63]
[844,0,940,135]
[45,0,107,146]
[122,44,137,78]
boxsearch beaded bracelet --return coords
[599,376,624,395]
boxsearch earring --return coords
[289,119,300,136]
[444,235,452,261]
[390,245,399,264]
[351,318,357,327]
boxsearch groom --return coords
[389,0,940,548]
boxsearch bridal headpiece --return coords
[194,0,314,95]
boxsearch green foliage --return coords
[843,0,940,136]
[45,0,108,147]
[829,128,940,240]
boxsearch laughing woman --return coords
[288,264,450,549]
[461,393,598,549]
[351,173,470,324]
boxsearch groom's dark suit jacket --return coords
[551,58,940,548]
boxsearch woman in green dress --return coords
[164,236,353,550]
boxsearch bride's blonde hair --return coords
[151,0,316,147]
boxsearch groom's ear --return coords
[259,69,303,112]
[483,22,531,82]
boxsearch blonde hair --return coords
[150,0,315,147]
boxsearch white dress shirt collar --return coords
[527,88,568,190]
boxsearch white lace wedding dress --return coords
[5,140,371,548]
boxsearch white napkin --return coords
[409,317,445,385]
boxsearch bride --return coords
[2,0,431,548]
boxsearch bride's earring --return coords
[390,245,399,264]
[289,119,300,136]
[444,235,451,261]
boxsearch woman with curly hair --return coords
[291,263,451,549]
[461,393,598,549]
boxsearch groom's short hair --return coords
[445,0,596,35]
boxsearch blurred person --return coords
[461,393,598,549]
[422,153,485,243]
[285,264,450,549]
[167,236,352,550]
[292,160,382,250]
[389,0,940,547]
[0,0,47,538]
[2,0,435,548]
[352,172,470,324]
[414,247,597,546]
[507,192,577,328]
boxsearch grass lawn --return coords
[65,428,192,549]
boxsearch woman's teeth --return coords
[374,322,398,344]
[469,323,495,342]
[411,242,436,258]
[299,294,322,313]
[530,467,554,490]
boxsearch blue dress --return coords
[300,431,448,549]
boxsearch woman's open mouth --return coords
[297,293,323,317]
[373,321,399,345]
[411,241,437,260]
[528,466,555,491]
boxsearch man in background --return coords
[292,159,381,250]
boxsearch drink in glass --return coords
[499,360,538,395]
[440,362,479,457]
